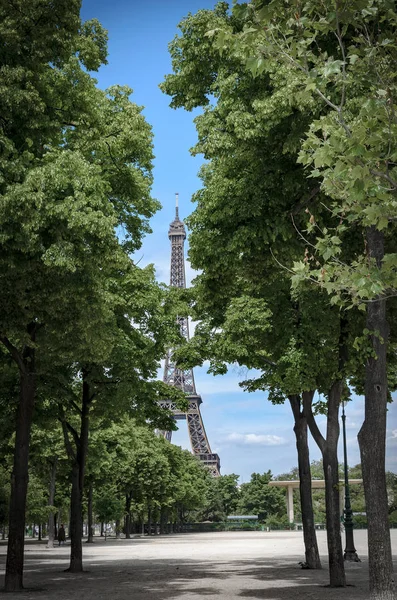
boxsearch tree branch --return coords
[288,394,301,422]
[68,398,82,416]
[334,2,347,112]
[291,185,321,216]
[261,357,278,368]
[105,140,123,172]
[59,416,76,461]
[0,336,25,372]
[369,168,397,190]
[302,390,326,453]
[66,421,80,447]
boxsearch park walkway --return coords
[0,530,396,599]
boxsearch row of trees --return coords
[1,437,390,536]
[3,450,396,543]
[0,0,185,591]
[161,1,397,598]
[0,419,212,541]
[0,0,290,590]
[1,1,396,598]
[0,402,289,537]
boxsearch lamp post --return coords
[341,401,360,561]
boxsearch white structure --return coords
[269,479,363,523]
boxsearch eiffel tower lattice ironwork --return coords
[159,193,220,477]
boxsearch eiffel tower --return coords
[158,193,221,477]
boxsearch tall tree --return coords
[223,2,397,597]
[0,0,157,589]
[57,265,183,572]
[28,423,65,549]
[162,2,397,591]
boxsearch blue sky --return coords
[81,0,397,481]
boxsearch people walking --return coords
[58,524,66,546]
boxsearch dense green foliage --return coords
[161,2,368,408]
[0,0,186,586]
[227,0,397,302]
[161,2,396,593]
[1,2,396,597]
[237,471,285,522]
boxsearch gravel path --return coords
[0,530,396,599]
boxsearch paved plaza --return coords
[0,530,396,599]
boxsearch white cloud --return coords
[226,432,286,446]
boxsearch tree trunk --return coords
[125,493,132,539]
[68,463,83,569]
[147,506,152,536]
[86,483,94,543]
[46,457,58,549]
[153,508,159,535]
[4,345,36,592]
[358,227,394,600]
[289,394,322,569]
[62,368,92,572]
[303,387,345,587]
[160,508,167,535]
[115,518,121,539]
[323,383,345,587]
[180,506,185,532]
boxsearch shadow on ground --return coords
[0,553,378,600]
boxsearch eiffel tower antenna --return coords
[175,192,179,220]
[158,194,220,476]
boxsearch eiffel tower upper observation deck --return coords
[159,193,221,477]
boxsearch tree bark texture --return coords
[4,340,36,592]
[86,482,94,543]
[358,227,394,600]
[115,519,121,539]
[68,463,83,569]
[147,506,152,535]
[289,394,322,569]
[125,493,132,539]
[46,457,58,548]
[303,388,345,587]
[323,382,345,587]
[62,369,92,572]
[160,508,168,535]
